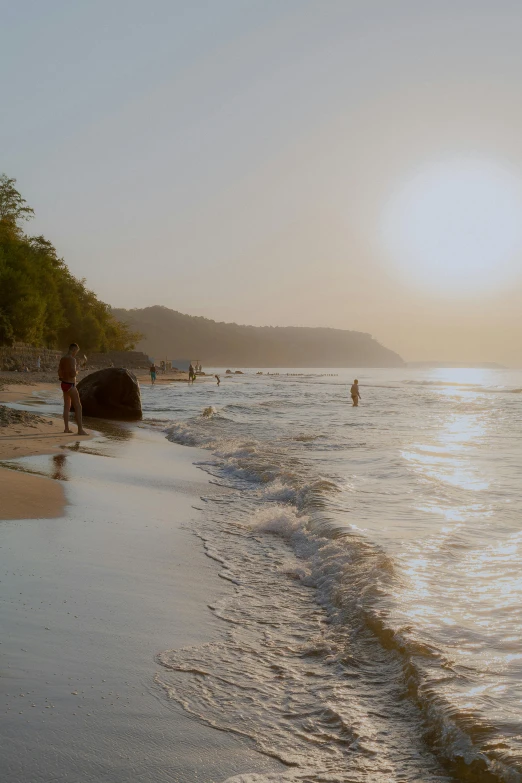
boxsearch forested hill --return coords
[113,306,404,367]
[0,175,139,352]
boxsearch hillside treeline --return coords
[0,175,139,352]
[113,305,404,367]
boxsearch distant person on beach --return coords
[350,379,361,407]
[189,363,195,383]
[150,363,157,385]
[58,343,87,435]
[215,374,220,386]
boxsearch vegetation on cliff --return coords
[113,305,404,367]
[0,175,140,352]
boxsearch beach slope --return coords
[0,423,282,782]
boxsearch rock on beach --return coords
[77,368,142,420]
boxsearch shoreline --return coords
[0,368,212,521]
[0,384,283,782]
[0,429,283,782]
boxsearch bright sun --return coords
[380,160,522,296]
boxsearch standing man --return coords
[350,379,361,407]
[58,343,88,435]
[150,362,157,385]
[188,363,195,383]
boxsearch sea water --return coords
[143,367,522,782]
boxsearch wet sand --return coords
[0,422,283,782]
[0,380,57,404]
[0,383,90,520]
[0,468,65,520]
[0,371,211,521]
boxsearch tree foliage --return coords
[0,175,34,228]
[0,175,141,351]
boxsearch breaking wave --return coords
[156,406,522,783]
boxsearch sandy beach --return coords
[0,380,282,783]
[0,368,214,521]
[0,381,91,520]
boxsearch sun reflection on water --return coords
[388,369,522,749]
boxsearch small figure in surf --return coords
[150,363,157,385]
[58,343,88,435]
[188,363,196,383]
[350,379,361,407]
[215,374,220,386]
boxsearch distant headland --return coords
[112,306,404,368]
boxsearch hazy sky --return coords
[4,0,522,364]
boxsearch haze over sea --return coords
[137,366,522,783]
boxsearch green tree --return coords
[0,175,34,229]
[0,174,141,351]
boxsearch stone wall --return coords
[84,350,151,369]
[0,344,151,372]
[0,343,61,372]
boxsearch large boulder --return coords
[77,368,142,420]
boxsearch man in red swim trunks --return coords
[58,343,88,435]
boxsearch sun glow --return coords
[380,160,522,296]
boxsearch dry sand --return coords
[0,424,282,782]
[0,381,91,520]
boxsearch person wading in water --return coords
[350,379,361,407]
[58,343,88,435]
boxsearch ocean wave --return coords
[157,502,449,781]
[259,511,522,781]
[161,411,522,782]
[401,379,522,396]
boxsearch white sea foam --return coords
[253,505,303,538]
[156,477,452,782]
